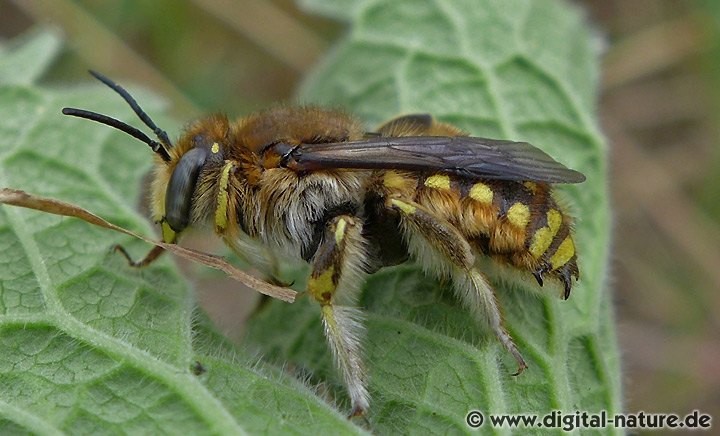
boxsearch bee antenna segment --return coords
[87,70,173,149]
[62,107,172,162]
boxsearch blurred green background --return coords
[1,0,718,424]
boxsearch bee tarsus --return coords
[113,244,166,268]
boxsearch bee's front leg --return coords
[307,215,369,417]
[115,218,178,268]
[113,244,166,268]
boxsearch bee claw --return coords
[348,406,371,426]
[511,361,529,377]
[560,268,573,300]
[532,270,544,287]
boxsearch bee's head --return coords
[159,115,234,236]
[62,71,226,243]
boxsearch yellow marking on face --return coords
[424,174,450,190]
[390,199,416,214]
[308,266,335,302]
[161,221,177,243]
[529,209,563,258]
[506,203,530,228]
[211,142,220,154]
[335,218,347,244]
[383,171,407,189]
[550,236,575,270]
[469,182,493,204]
[214,161,234,233]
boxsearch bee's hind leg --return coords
[307,214,370,417]
[386,197,528,375]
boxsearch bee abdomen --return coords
[412,173,578,288]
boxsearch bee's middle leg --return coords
[386,197,528,374]
[307,214,369,416]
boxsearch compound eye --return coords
[164,147,209,232]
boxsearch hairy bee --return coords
[63,71,585,416]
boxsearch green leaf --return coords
[297,0,360,21]
[0,32,363,434]
[247,0,620,433]
[0,28,62,86]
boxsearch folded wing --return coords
[286,136,585,183]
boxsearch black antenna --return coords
[87,70,172,148]
[62,108,172,162]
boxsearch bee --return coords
[63,71,585,417]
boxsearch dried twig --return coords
[0,188,297,303]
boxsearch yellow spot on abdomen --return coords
[469,182,493,204]
[424,174,450,190]
[529,209,563,258]
[507,203,530,228]
[529,228,552,258]
[550,236,575,270]
[523,181,538,193]
[211,142,220,154]
[547,209,562,233]
[214,161,235,233]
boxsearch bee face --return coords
[63,73,585,417]
[161,120,230,235]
